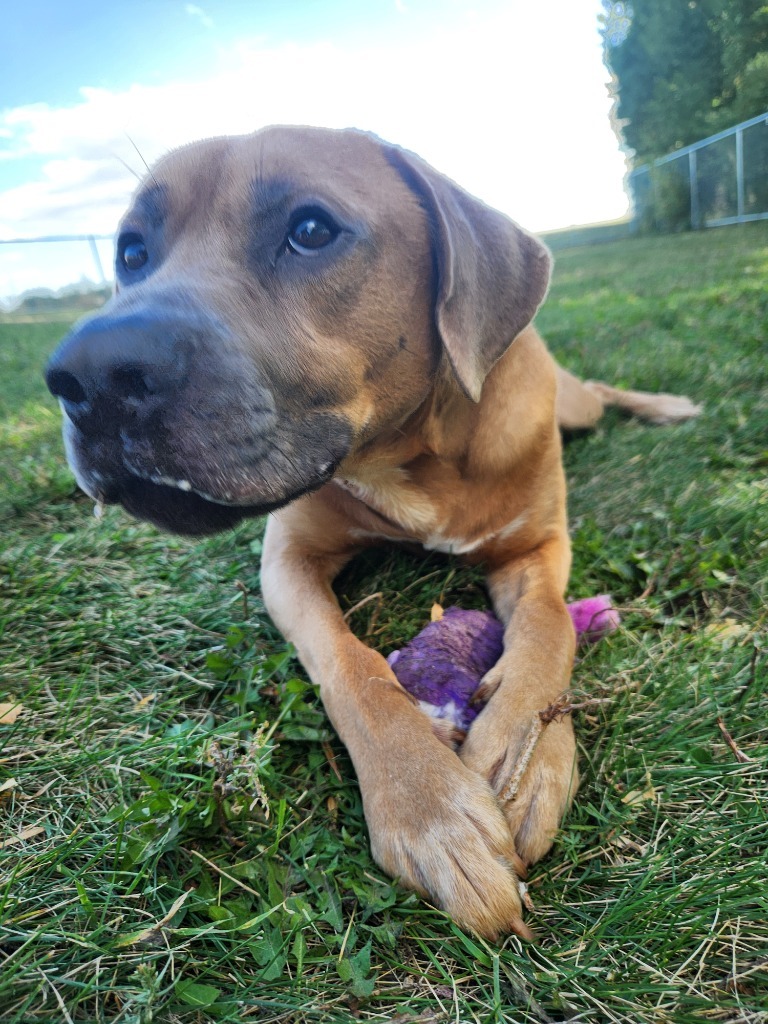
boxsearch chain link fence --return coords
[629,111,768,232]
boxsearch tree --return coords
[716,1,768,122]
[602,0,768,163]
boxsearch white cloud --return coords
[0,158,134,238]
[185,4,214,30]
[0,4,629,298]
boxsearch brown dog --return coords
[45,125,699,940]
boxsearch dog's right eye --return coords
[118,234,149,272]
[286,213,339,256]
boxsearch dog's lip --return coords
[115,457,342,508]
[96,455,343,514]
[90,468,338,537]
[120,467,244,507]
[111,473,295,514]
[118,437,268,507]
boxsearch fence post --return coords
[688,150,701,229]
[735,128,744,221]
[87,235,106,285]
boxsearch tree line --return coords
[601,0,768,163]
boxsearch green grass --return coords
[540,218,634,252]
[1,223,767,1023]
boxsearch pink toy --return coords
[388,596,618,736]
[567,595,620,640]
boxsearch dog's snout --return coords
[45,311,191,433]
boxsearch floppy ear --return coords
[387,147,552,402]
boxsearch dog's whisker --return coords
[112,152,143,182]
[125,132,159,187]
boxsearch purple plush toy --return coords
[387,597,619,739]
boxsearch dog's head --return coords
[45,126,550,535]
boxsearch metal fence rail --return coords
[0,234,110,281]
[0,234,112,308]
[630,111,768,232]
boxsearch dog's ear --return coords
[388,147,552,402]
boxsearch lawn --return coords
[1,222,766,1024]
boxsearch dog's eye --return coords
[118,235,149,272]
[287,214,338,256]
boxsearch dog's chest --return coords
[337,467,437,536]
[336,468,510,556]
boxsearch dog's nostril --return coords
[110,366,153,402]
[47,369,87,406]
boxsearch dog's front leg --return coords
[460,535,579,867]
[261,496,531,940]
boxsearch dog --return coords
[45,125,700,940]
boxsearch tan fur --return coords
[54,126,701,940]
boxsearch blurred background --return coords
[1,0,766,316]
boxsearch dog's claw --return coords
[470,665,503,707]
[429,717,466,748]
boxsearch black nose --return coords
[45,311,192,435]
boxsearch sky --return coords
[0,0,629,303]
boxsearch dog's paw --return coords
[459,692,578,865]
[360,727,532,940]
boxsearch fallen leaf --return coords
[114,890,190,948]
[132,693,157,711]
[0,703,23,725]
[621,772,658,806]
[0,778,18,806]
[430,603,444,622]
[621,787,657,806]
[610,834,648,856]
[0,825,45,849]
[704,619,750,644]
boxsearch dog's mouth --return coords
[94,469,336,536]
[64,411,353,536]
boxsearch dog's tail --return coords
[556,366,702,430]
[582,379,702,425]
